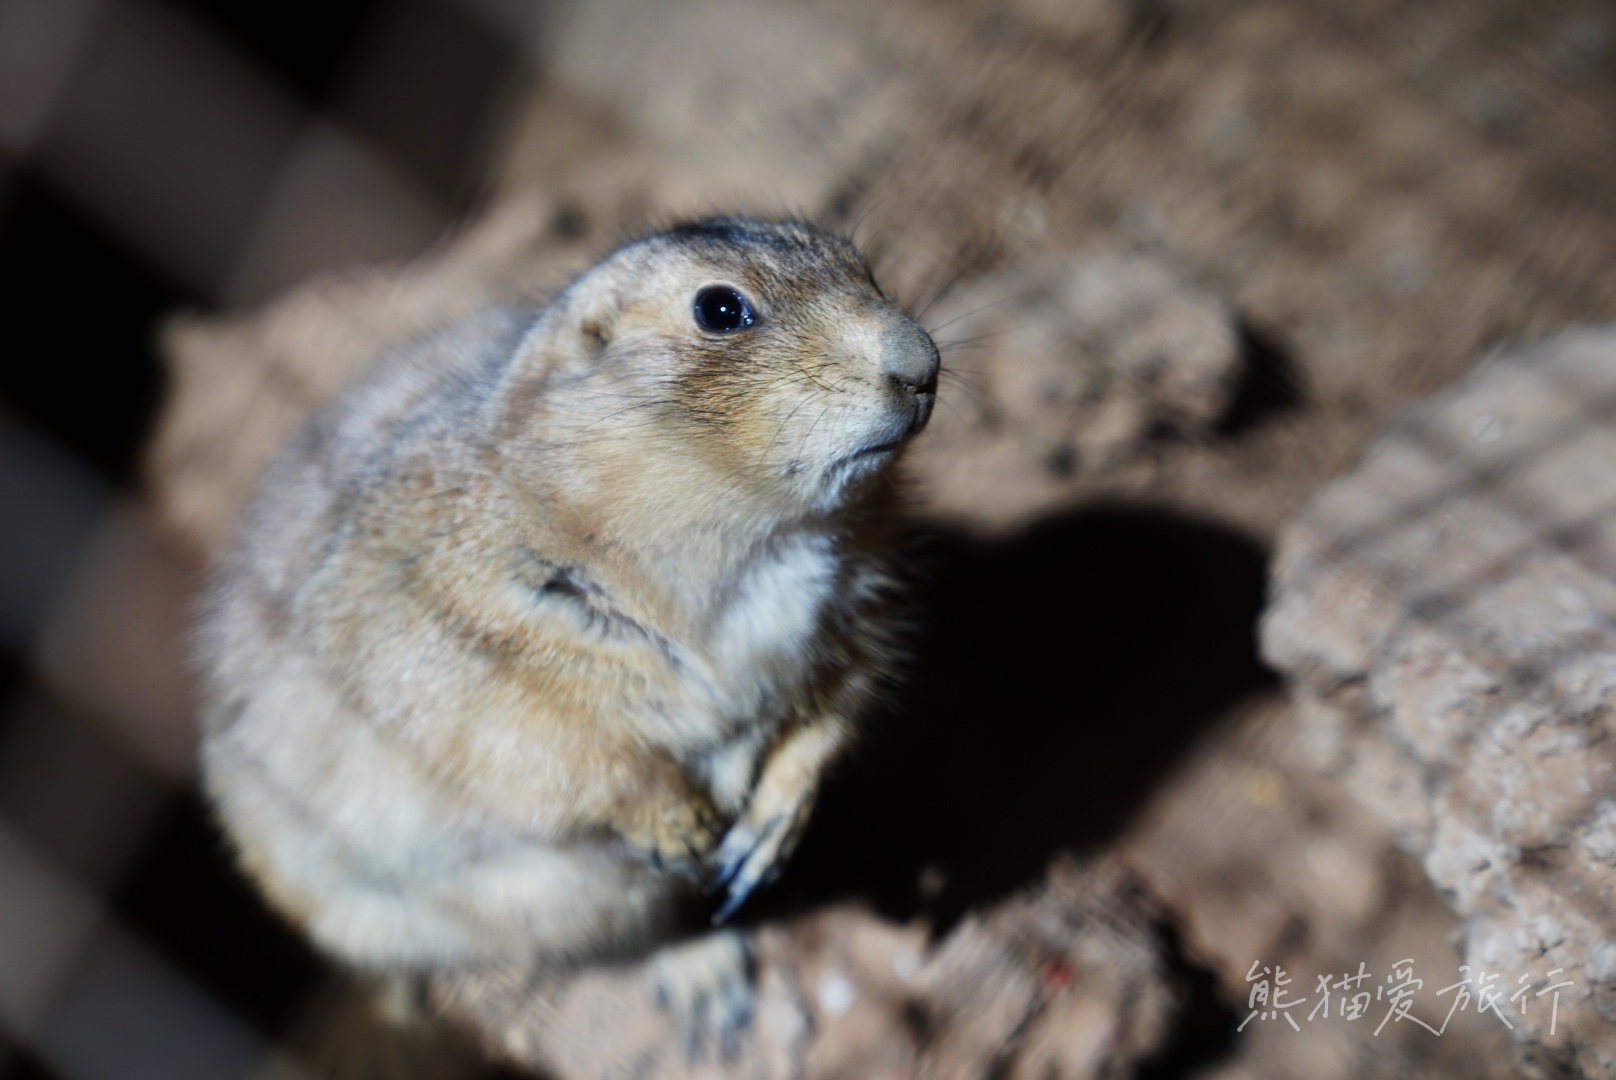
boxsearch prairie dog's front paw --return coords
[707,799,810,923]
[650,930,755,1061]
[618,780,722,877]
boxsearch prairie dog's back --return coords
[214,308,532,616]
[199,307,530,695]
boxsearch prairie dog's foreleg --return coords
[708,715,850,921]
[610,751,725,876]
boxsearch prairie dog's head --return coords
[523,217,939,515]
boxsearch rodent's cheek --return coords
[765,391,908,469]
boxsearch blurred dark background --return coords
[0,2,526,1076]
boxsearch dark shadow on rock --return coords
[1136,917,1241,1080]
[753,504,1277,930]
[1215,321,1304,437]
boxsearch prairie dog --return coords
[197,219,938,1030]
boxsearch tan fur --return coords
[198,219,938,979]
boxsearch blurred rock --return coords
[912,255,1241,531]
[1263,326,1616,1079]
[1122,695,1521,1080]
[432,858,1176,1080]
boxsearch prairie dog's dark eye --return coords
[693,286,756,333]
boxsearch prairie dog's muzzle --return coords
[879,315,941,434]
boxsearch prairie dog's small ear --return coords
[577,310,614,356]
[565,276,619,360]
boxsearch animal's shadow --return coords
[752,504,1277,929]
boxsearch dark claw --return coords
[706,845,749,895]
[711,858,781,925]
[712,859,786,925]
[705,817,787,922]
[711,882,752,926]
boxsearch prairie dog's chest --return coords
[701,532,843,704]
[684,532,843,809]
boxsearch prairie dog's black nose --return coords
[881,316,941,404]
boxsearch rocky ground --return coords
[146,0,1616,1076]
[1264,328,1616,1078]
